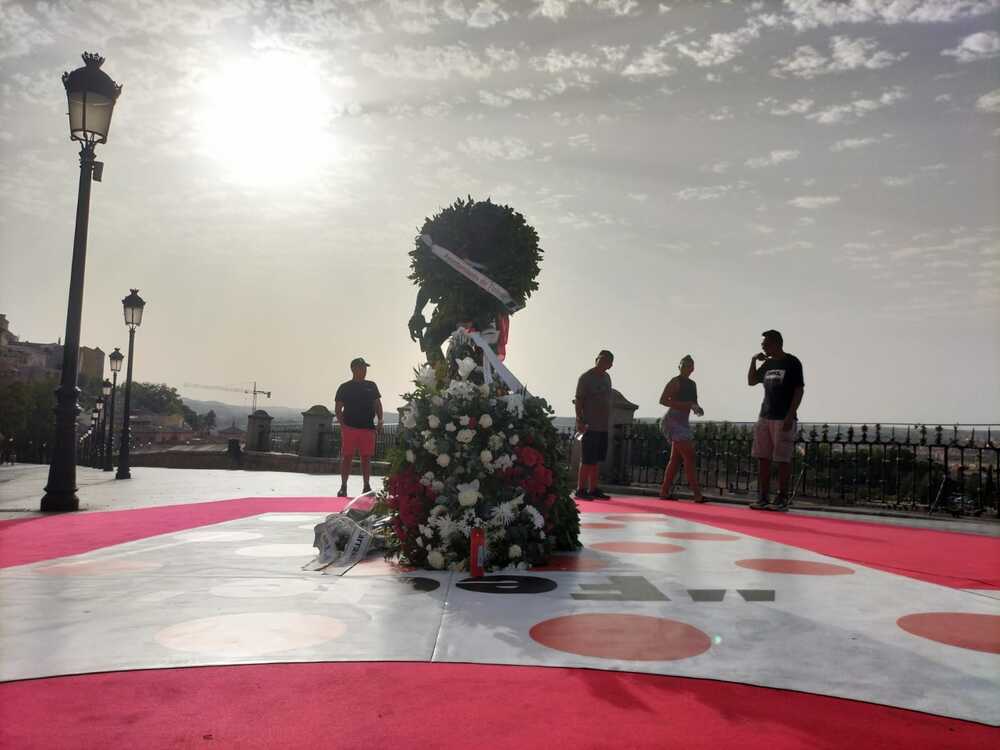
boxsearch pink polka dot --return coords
[591,542,685,554]
[735,559,854,575]
[897,612,1000,654]
[530,613,711,661]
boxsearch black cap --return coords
[350,357,371,369]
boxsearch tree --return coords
[181,404,200,431]
[129,383,185,415]
[203,409,217,430]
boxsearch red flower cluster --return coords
[387,468,431,550]
[516,446,554,500]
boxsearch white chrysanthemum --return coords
[436,453,451,467]
[405,449,416,463]
[509,434,519,445]
[445,422,457,432]
[511,493,525,507]
[456,428,475,444]
[416,364,437,388]
[457,357,477,379]
[488,434,505,450]
[433,515,460,541]
[427,414,440,429]
[525,505,544,529]
[432,395,444,407]
[419,524,433,538]
[501,393,525,417]
[457,479,482,507]
[431,480,445,492]
[402,410,417,429]
[427,549,445,569]
[509,544,522,559]
[478,414,493,429]
[489,501,517,527]
[446,379,476,401]
[423,438,437,454]
[479,449,493,464]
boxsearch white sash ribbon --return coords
[421,234,522,312]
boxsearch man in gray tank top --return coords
[574,350,614,500]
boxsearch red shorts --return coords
[341,425,376,458]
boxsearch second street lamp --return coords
[116,290,145,480]
[104,350,122,472]
[93,397,104,467]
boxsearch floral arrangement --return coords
[380,359,580,571]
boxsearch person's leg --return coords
[589,433,612,498]
[360,455,372,491]
[661,446,681,498]
[677,441,703,502]
[778,461,791,496]
[576,463,594,498]
[339,453,352,494]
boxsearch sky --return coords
[0,0,998,424]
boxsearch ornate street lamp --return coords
[90,408,100,466]
[104,351,122,471]
[42,53,123,512]
[101,376,114,471]
[93,397,104,467]
[116,290,145,480]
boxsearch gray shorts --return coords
[661,409,693,442]
[751,418,797,463]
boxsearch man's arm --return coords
[783,387,804,431]
[374,399,384,430]
[574,377,587,431]
[748,354,765,386]
[334,400,345,425]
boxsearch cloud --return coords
[458,136,535,160]
[675,182,749,200]
[782,0,1000,30]
[442,0,511,28]
[363,44,495,79]
[530,49,600,73]
[702,161,730,174]
[788,195,840,208]
[0,2,54,60]
[806,86,907,124]
[942,30,1000,62]
[753,240,814,256]
[675,18,768,67]
[479,90,512,107]
[745,149,800,167]
[882,175,915,187]
[709,106,734,121]
[830,136,878,151]
[485,46,520,72]
[976,88,1000,112]
[531,0,639,20]
[628,192,649,201]
[621,48,675,77]
[771,36,907,78]
[761,97,815,116]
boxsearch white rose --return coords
[488,434,504,450]
[436,453,451,467]
[509,544,522,559]
[457,357,477,380]
[478,414,493,429]
[423,438,437,454]
[406,449,416,463]
[402,411,417,429]
[459,415,470,426]
[428,415,441,429]
[509,434,519,445]
[457,479,482,507]
[457,428,475,444]
[445,422,457,433]
[427,550,445,569]
[420,471,435,486]
[432,395,444,407]
[431,480,445,492]
[479,449,493,464]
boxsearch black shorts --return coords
[581,430,609,465]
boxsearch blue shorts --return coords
[661,409,693,442]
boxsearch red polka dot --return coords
[580,522,626,530]
[604,514,668,523]
[658,532,741,541]
[533,554,610,572]
[530,613,711,661]
[591,542,685,554]
[897,612,1000,654]
[736,559,854,575]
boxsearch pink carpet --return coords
[0,662,992,749]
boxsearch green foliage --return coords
[0,377,57,453]
[129,382,185,415]
[409,197,542,322]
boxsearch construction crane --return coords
[184,381,272,412]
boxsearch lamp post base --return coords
[115,468,131,480]
[40,489,80,512]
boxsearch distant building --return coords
[0,314,104,384]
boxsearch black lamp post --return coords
[90,407,100,466]
[104,351,122,471]
[116,289,145,480]
[93,398,104,467]
[41,52,123,512]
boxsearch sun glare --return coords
[198,52,336,187]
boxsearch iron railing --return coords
[611,421,999,515]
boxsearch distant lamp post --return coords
[93,398,104,467]
[116,290,145,480]
[102,346,125,471]
[90,407,100,466]
[41,52,123,512]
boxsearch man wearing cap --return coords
[335,358,383,497]
[574,350,615,500]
